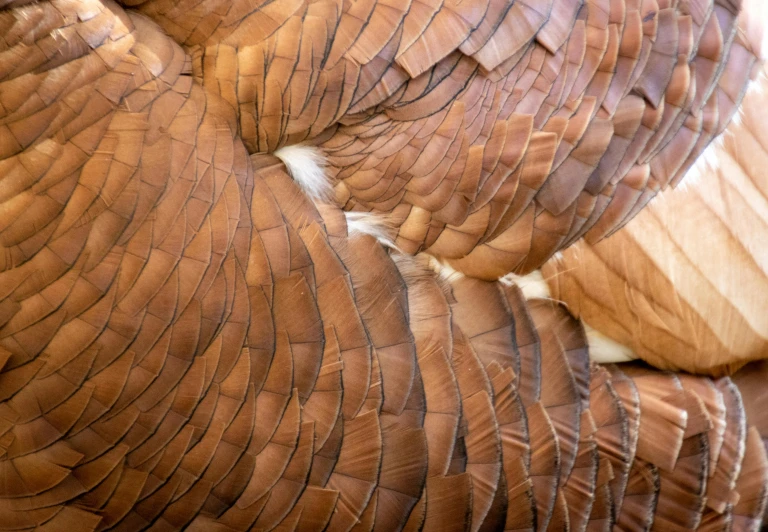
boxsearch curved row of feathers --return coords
[0,0,766,531]
[542,62,768,376]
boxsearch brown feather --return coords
[0,1,764,530]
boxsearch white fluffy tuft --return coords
[274,145,333,202]
[426,256,465,284]
[500,270,552,300]
[583,322,638,364]
[345,211,399,250]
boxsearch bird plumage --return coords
[111,0,763,278]
[0,0,766,530]
[541,62,768,376]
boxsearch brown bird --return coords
[0,0,766,531]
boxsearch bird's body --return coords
[0,0,766,530]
